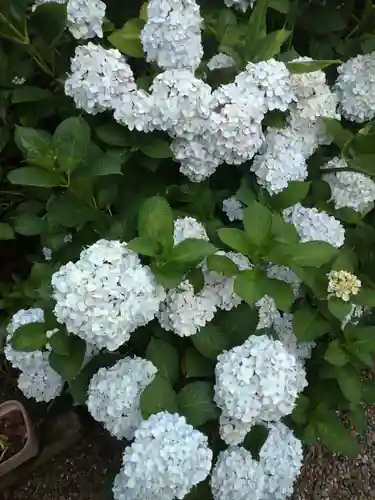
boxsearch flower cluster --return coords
[52,239,165,351]
[335,51,375,123]
[283,203,345,248]
[207,53,236,71]
[273,313,315,361]
[322,157,375,213]
[173,216,208,244]
[222,196,244,222]
[141,0,203,71]
[214,334,307,425]
[4,309,63,402]
[113,412,212,500]
[65,44,136,115]
[224,0,255,12]
[327,270,361,302]
[266,265,301,298]
[87,357,157,440]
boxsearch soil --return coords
[0,410,26,463]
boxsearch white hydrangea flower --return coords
[173,216,208,245]
[113,412,212,500]
[114,90,156,133]
[341,303,364,330]
[266,265,301,298]
[251,126,308,194]
[158,280,217,336]
[87,357,157,439]
[67,0,106,39]
[12,76,26,85]
[273,313,314,360]
[148,70,214,139]
[287,114,332,157]
[219,414,252,446]
[42,247,52,261]
[322,157,375,213]
[256,295,279,330]
[211,446,266,500]
[222,196,244,222]
[223,0,255,12]
[283,203,345,248]
[203,252,251,311]
[327,270,361,302]
[63,234,73,243]
[171,136,220,182]
[335,51,375,123]
[65,43,136,114]
[4,309,63,402]
[240,59,294,112]
[52,239,165,351]
[141,0,203,71]
[214,334,307,424]
[290,57,339,121]
[207,53,236,71]
[259,422,303,500]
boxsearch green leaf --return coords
[234,269,267,305]
[182,347,215,378]
[146,337,179,384]
[192,324,232,360]
[349,155,375,176]
[13,213,47,236]
[348,327,375,353]
[253,29,291,62]
[335,366,362,404]
[89,150,125,176]
[262,277,294,311]
[287,59,342,73]
[362,380,375,404]
[247,0,267,44]
[172,239,217,264]
[8,166,62,187]
[348,406,367,434]
[324,339,349,367]
[53,117,91,173]
[327,298,352,321]
[140,375,178,419]
[0,222,14,240]
[12,86,53,104]
[206,254,239,277]
[316,409,360,456]
[108,19,144,58]
[354,288,375,307]
[138,196,174,253]
[49,336,86,381]
[243,424,269,459]
[292,306,330,342]
[49,329,70,355]
[95,123,134,146]
[47,193,96,227]
[322,118,353,149]
[140,138,172,158]
[139,2,148,21]
[268,0,289,13]
[243,201,272,248]
[127,236,159,256]
[187,266,205,294]
[14,126,55,168]
[291,241,337,267]
[178,381,219,427]
[217,228,251,254]
[11,322,46,351]
[270,181,310,209]
[219,303,259,347]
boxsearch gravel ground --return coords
[1,406,374,499]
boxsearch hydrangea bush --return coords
[1,0,375,498]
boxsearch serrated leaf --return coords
[53,117,90,173]
[217,228,251,254]
[146,337,179,384]
[172,239,217,264]
[140,375,178,419]
[178,381,219,427]
[192,324,231,360]
[11,322,46,351]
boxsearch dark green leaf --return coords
[192,324,232,360]
[47,193,96,227]
[182,347,214,378]
[89,151,125,176]
[291,241,337,267]
[138,196,174,253]
[49,329,70,355]
[12,86,53,104]
[127,236,159,256]
[262,277,294,311]
[349,155,375,176]
[292,306,330,342]
[362,380,375,404]
[53,117,90,173]
[243,424,269,459]
[324,339,349,367]
[14,126,55,168]
[217,228,251,254]
[243,201,272,248]
[234,269,267,305]
[348,406,367,434]
[172,239,217,264]
[0,222,14,240]
[253,29,291,62]
[206,254,239,276]
[327,298,352,321]
[335,366,362,404]
[316,409,360,456]
[220,303,259,347]
[108,19,144,58]
[270,181,310,209]
[13,213,47,236]
[140,375,178,419]
[268,0,289,13]
[146,337,179,384]
[354,288,375,307]
[140,138,172,158]
[95,123,134,146]
[322,118,353,149]
[49,336,86,381]
[178,381,219,427]
[8,166,62,187]
[11,322,46,351]
[287,60,342,73]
